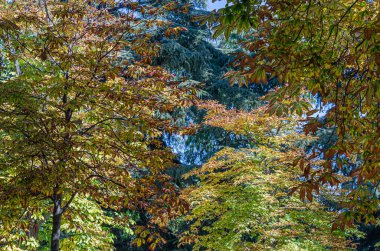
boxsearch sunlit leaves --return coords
[180,102,359,250]
[0,0,196,249]
[206,0,380,228]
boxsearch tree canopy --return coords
[0,1,195,250]
[206,0,380,229]
[180,101,362,250]
[0,0,378,250]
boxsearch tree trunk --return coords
[51,194,62,251]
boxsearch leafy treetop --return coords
[204,0,380,228]
[179,101,360,250]
[0,1,195,250]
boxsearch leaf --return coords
[213,25,225,39]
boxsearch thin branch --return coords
[61,192,77,213]
[79,117,127,135]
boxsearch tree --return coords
[36,195,125,251]
[179,101,361,250]
[0,1,195,250]
[205,0,380,228]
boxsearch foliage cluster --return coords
[0,0,378,250]
[0,0,196,250]
[205,0,380,229]
[179,101,361,250]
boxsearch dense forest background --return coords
[0,0,379,250]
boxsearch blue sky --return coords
[206,0,227,10]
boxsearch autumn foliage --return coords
[0,1,195,250]
[0,0,378,250]
[206,0,380,229]
[180,101,359,250]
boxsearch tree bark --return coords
[51,193,62,251]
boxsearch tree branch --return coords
[61,192,77,213]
